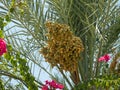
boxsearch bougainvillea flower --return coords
[0,38,7,56]
[98,54,110,62]
[42,80,64,90]
[45,80,50,85]
[49,80,57,88]
[41,85,48,90]
[56,83,64,89]
[98,56,105,62]
[103,54,110,62]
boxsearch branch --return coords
[0,69,28,88]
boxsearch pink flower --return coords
[42,80,64,90]
[45,80,50,85]
[41,85,48,90]
[49,80,57,88]
[104,54,110,62]
[56,83,64,89]
[0,38,7,56]
[98,54,110,62]
[98,56,105,62]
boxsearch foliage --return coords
[0,6,38,89]
[4,46,38,90]
[0,0,120,90]
[74,74,120,90]
[0,79,5,90]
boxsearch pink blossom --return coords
[49,80,57,88]
[0,38,7,56]
[45,80,50,85]
[98,54,110,62]
[56,83,64,89]
[104,54,110,62]
[42,80,64,90]
[98,56,105,62]
[41,85,48,90]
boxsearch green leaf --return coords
[4,53,11,60]
[0,17,4,30]
[0,30,4,38]
[9,7,15,13]
[5,14,11,22]
[106,81,109,87]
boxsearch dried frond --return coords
[110,52,120,71]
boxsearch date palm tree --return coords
[0,0,120,90]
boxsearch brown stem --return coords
[71,70,80,85]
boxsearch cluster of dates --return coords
[40,22,84,72]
